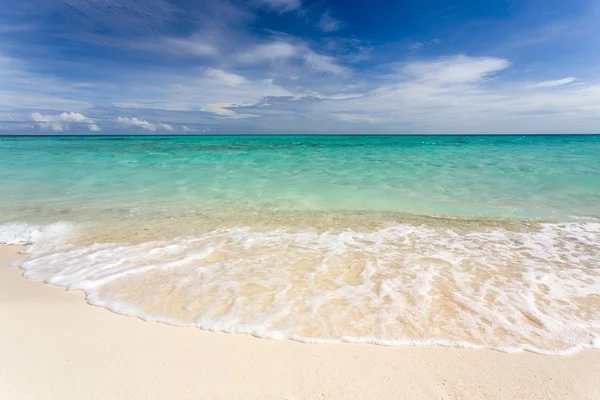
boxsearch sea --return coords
[1,134,599,354]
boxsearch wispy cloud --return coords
[238,40,348,75]
[333,113,375,123]
[180,125,215,133]
[255,0,302,13]
[409,38,442,50]
[202,104,258,119]
[402,55,510,84]
[0,56,94,110]
[527,77,577,88]
[205,69,247,86]
[58,0,180,34]
[159,37,219,57]
[110,67,293,116]
[238,41,298,63]
[318,11,343,32]
[0,23,33,33]
[303,51,348,75]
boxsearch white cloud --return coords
[180,126,214,133]
[114,69,294,118]
[238,42,298,63]
[403,55,510,84]
[116,117,173,131]
[31,112,100,131]
[527,77,577,88]
[0,56,93,110]
[156,122,174,131]
[296,90,363,100]
[162,37,218,57]
[238,41,348,75]
[256,0,301,13]
[202,103,258,119]
[307,55,600,133]
[409,39,442,51]
[303,51,348,75]
[318,12,343,32]
[333,113,375,124]
[205,69,246,85]
[116,116,156,131]
[128,35,219,58]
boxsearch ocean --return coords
[1,134,599,354]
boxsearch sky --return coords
[1,0,599,134]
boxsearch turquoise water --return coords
[1,135,600,354]
[1,134,599,221]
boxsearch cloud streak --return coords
[255,0,302,13]
[527,77,577,88]
[205,69,247,86]
[403,56,510,84]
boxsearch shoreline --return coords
[2,244,599,399]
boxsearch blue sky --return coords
[1,0,599,134]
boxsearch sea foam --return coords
[1,221,599,355]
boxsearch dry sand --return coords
[1,244,599,400]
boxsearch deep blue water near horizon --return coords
[1,133,600,353]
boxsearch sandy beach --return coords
[0,244,598,399]
[3,0,600,395]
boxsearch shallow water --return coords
[1,135,599,353]
[2,135,599,219]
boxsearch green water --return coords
[2,135,600,353]
[1,135,599,222]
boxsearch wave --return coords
[2,220,600,355]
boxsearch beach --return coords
[2,244,599,399]
[2,136,600,353]
[1,135,600,398]
[4,0,600,394]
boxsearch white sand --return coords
[1,244,599,400]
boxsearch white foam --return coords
[0,222,75,252]
[2,221,600,355]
